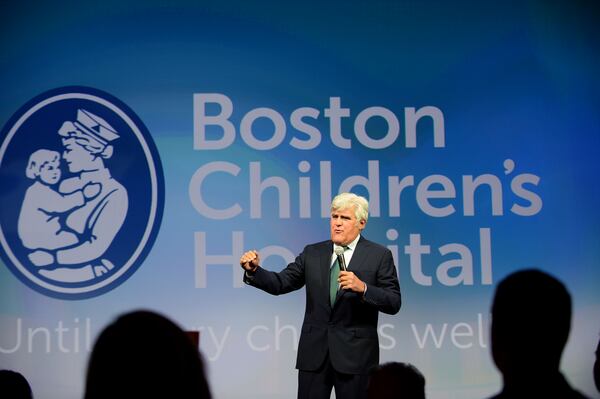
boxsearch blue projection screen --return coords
[1,1,599,398]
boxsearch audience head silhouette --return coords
[84,310,211,399]
[367,362,425,399]
[489,269,588,398]
[0,369,33,399]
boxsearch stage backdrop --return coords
[1,1,599,398]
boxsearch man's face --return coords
[330,206,365,245]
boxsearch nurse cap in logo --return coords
[73,109,120,145]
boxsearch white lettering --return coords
[0,318,21,354]
[405,234,432,286]
[189,162,242,219]
[199,326,231,361]
[193,94,446,151]
[404,106,445,148]
[339,160,381,217]
[412,322,447,349]
[324,96,351,149]
[511,173,542,216]
[404,229,493,287]
[250,162,291,219]
[241,108,286,150]
[411,314,488,349]
[0,318,92,354]
[193,93,235,150]
[247,325,270,352]
[463,174,503,216]
[290,108,321,149]
[354,106,400,149]
[437,243,474,286]
[378,324,396,350]
[416,175,456,217]
[194,231,245,288]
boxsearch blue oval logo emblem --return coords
[0,87,164,299]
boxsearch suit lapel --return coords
[347,236,368,271]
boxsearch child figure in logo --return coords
[18,149,100,258]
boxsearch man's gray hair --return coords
[331,192,369,224]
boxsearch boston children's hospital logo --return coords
[0,87,164,299]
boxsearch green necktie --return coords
[330,247,347,306]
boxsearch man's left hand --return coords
[338,271,366,293]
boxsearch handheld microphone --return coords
[334,246,347,271]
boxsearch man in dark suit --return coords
[240,192,401,399]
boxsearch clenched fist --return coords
[240,250,260,272]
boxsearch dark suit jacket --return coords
[244,236,401,375]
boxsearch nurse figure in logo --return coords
[24,109,129,283]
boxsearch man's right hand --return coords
[240,250,260,272]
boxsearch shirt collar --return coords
[333,234,360,252]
